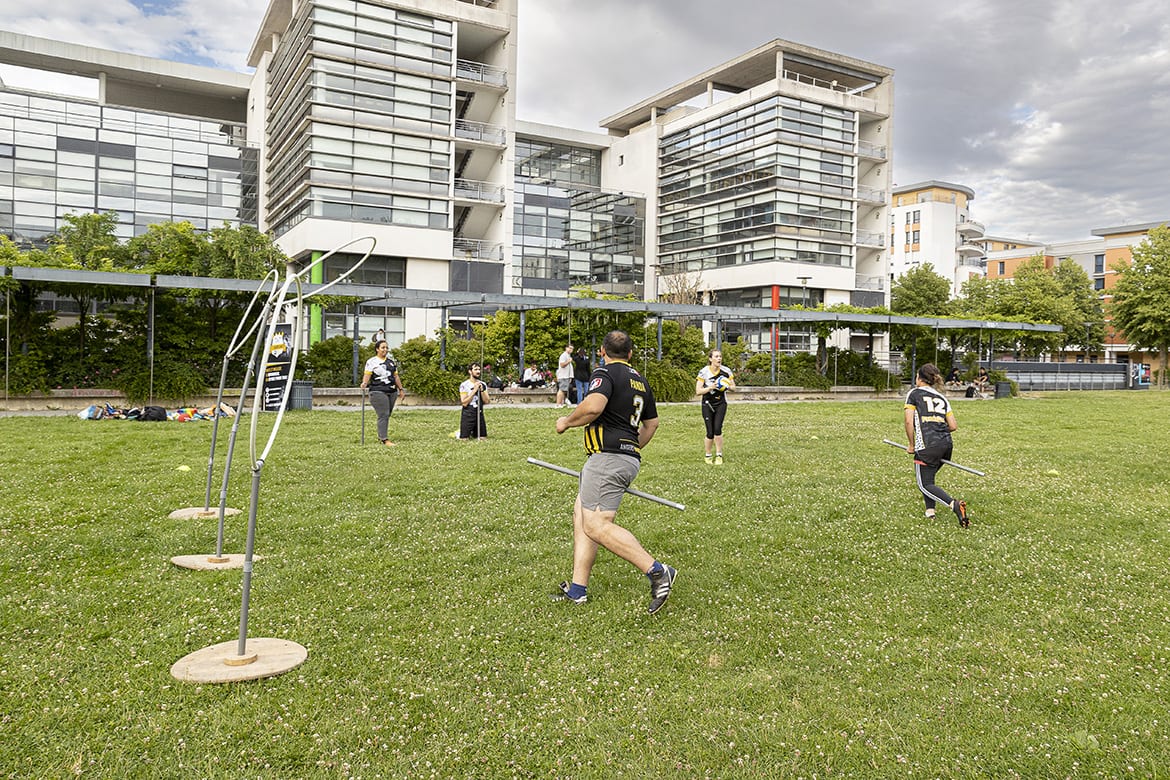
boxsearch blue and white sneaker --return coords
[550,581,586,604]
[648,565,677,615]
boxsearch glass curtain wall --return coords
[712,285,825,351]
[266,0,455,236]
[513,136,645,292]
[657,95,856,275]
[321,253,407,344]
[0,91,256,245]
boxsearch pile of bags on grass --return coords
[77,403,236,421]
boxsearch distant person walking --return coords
[555,343,574,407]
[360,339,403,447]
[551,330,677,614]
[904,362,971,528]
[696,348,735,465]
[572,347,591,405]
[458,363,490,439]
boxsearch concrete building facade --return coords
[889,180,985,297]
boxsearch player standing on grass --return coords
[458,363,489,439]
[695,348,735,465]
[904,362,971,528]
[551,330,677,614]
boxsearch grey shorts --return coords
[579,452,640,512]
[558,377,572,391]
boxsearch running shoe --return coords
[550,581,586,604]
[704,454,713,465]
[648,565,677,615]
[957,500,971,528]
[714,454,723,466]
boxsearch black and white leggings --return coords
[914,443,954,511]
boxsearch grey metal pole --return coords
[147,287,155,405]
[237,462,262,657]
[881,439,986,476]
[351,303,361,385]
[440,306,448,371]
[771,316,777,384]
[215,302,270,558]
[518,309,526,376]
[526,457,686,510]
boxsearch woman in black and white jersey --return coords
[696,348,735,466]
[360,340,404,447]
[904,363,971,527]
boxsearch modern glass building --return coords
[601,39,893,353]
[657,95,857,274]
[0,89,257,245]
[513,133,645,296]
[262,0,456,238]
[246,0,515,343]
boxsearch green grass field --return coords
[2,392,1168,778]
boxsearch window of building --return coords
[997,261,1005,275]
[1094,277,1105,290]
[1094,253,1105,274]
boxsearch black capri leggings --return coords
[702,399,728,438]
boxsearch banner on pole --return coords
[262,323,293,411]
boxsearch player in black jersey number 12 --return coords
[904,363,972,528]
[551,330,678,614]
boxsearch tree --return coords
[49,212,130,370]
[1110,225,1170,388]
[996,256,1075,358]
[206,223,288,280]
[1052,259,1105,354]
[889,263,952,370]
[124,221,209,274]
[890,263,952,316]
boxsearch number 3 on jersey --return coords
[629,394,644,427]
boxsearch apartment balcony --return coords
[456,59,508,89]
[454,177,505,204]
[957,219,986,238]
[856,185,886,204]
[457,0,497,6]
[855,274,886,291]
[454,237,504,262]
[856,230,885,248]
[454,118,506,146]
[957,241,985,257]
[958,255,986,269]
[857,140,887,160]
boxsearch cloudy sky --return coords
[2,0,1168,242]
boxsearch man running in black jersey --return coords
[551,330,677,614]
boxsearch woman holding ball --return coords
[696,348,735,465]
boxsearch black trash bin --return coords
[994,381,1012,399]
[289,380,313,410]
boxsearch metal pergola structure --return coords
[2,265,1063,397]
